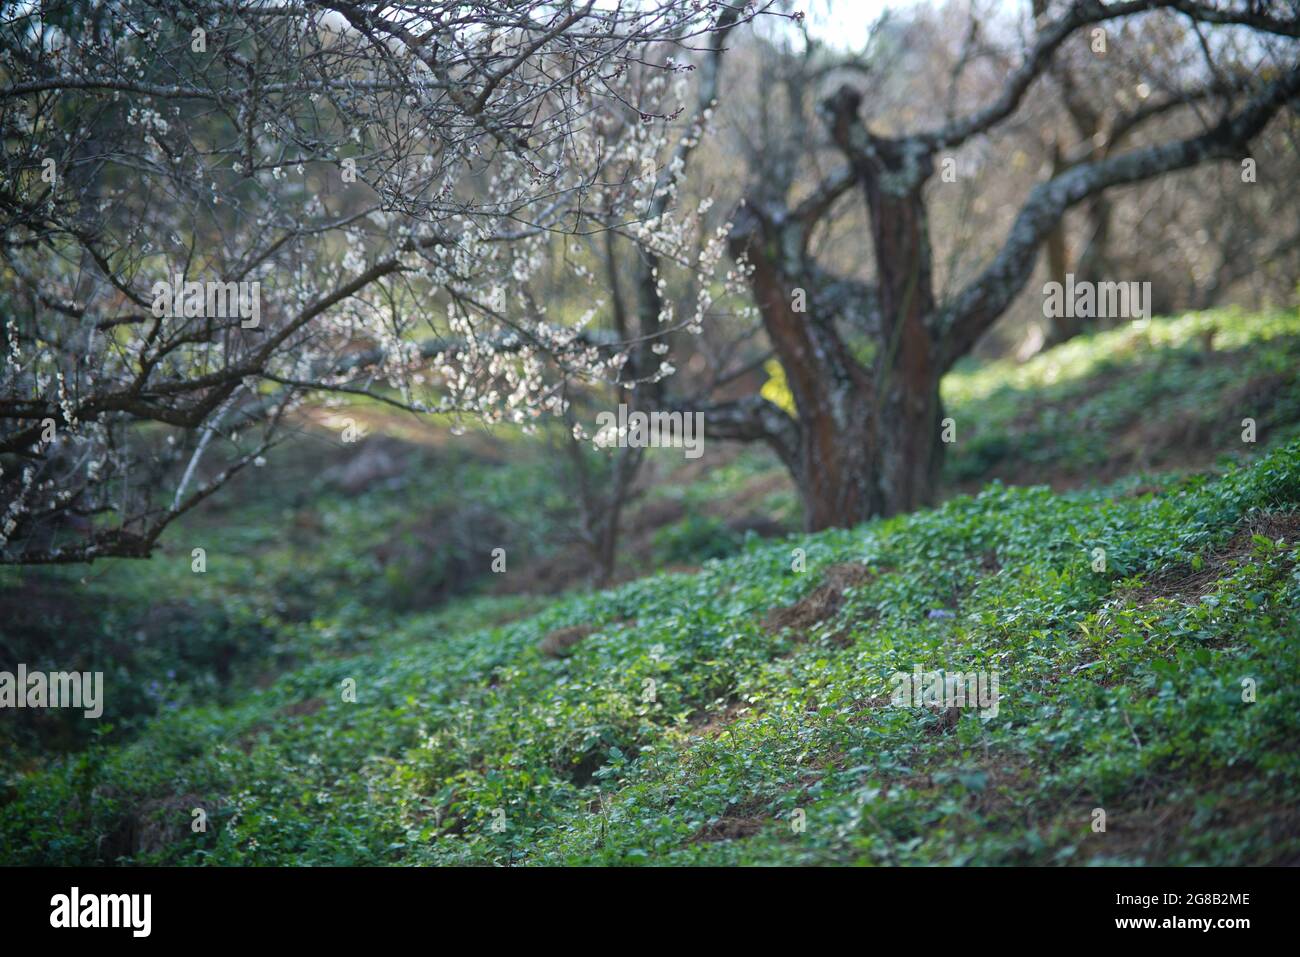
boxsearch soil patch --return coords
[764,563,879,639]
[1128,511,1300,605]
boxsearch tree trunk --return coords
[858,138,945,523]
[1043,138,1079,347]
[729,216,876,530]
[730,111,944,532]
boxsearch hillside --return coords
[3,309,1300,865]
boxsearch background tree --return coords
[660,0,1300,529]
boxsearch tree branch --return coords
[918,0,1300,153]
[940,61,1300,368]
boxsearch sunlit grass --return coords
[943,308,1300,406]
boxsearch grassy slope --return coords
[3,308,1300,865]
[941,307,1300,486]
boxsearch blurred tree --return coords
[665,0,1300,529]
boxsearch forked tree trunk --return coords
[730,104,945,531]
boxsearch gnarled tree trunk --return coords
[728,88,946,530]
